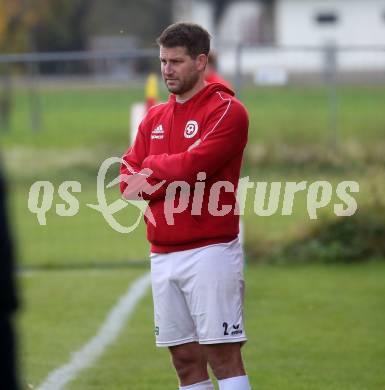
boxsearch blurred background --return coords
[1,0,384,389]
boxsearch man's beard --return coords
[165,71,199,95]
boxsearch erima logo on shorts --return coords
[231,324,243,336]
[184,120,198,138]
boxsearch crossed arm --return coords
[120,101,248,201]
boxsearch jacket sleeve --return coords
[141,99,248,183]
[120,121,167,201]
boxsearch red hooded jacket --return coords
[120,83,248,253]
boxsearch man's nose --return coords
[163,63,173,75]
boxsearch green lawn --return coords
[17,262,385,389]
[241,165,384,254]
[9,164,382,268]
[1,83,383,267]
[1,84,384,150]
[242,85,385,145]
[18,268,146,387]
[10,164,385,268]
[11,179,149,267]
[5,83,384,389]
[3,85,145,148]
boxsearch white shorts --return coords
[150,238,247,347]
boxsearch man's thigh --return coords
[183,239,247,345]
[151,252,198,347]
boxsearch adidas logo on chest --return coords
[151,124,164,139]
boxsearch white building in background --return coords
[173,0,385,46]
[216,2,264,46]
[172,0,266,46]
[276,0,385,47]
[173,0,215,39]
[172,0,385,78]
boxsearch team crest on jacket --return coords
[184,120,199,138]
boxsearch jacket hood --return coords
[168,82,234,106]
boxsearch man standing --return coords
[121,22,250,390]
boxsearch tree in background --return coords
[0,0,93,111]
[0,0,34,130]
[0,0,93,54]
[0,0,174,76]
[29,0,91,73]
[86,0,173,47]
[31,0,91,53]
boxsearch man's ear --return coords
[196,54,208,72]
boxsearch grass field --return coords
[2,83,384,267]
[2,84,385,150]
[1,82,384,388]
[18,262,385,389]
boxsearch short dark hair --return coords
[156,22,210,58]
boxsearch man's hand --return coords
[117,168,164,200]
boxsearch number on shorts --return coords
[223,322,229,336]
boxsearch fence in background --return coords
[1,46,384,268]
[1,45,384,140]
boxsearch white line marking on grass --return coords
[37,272,151,390]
